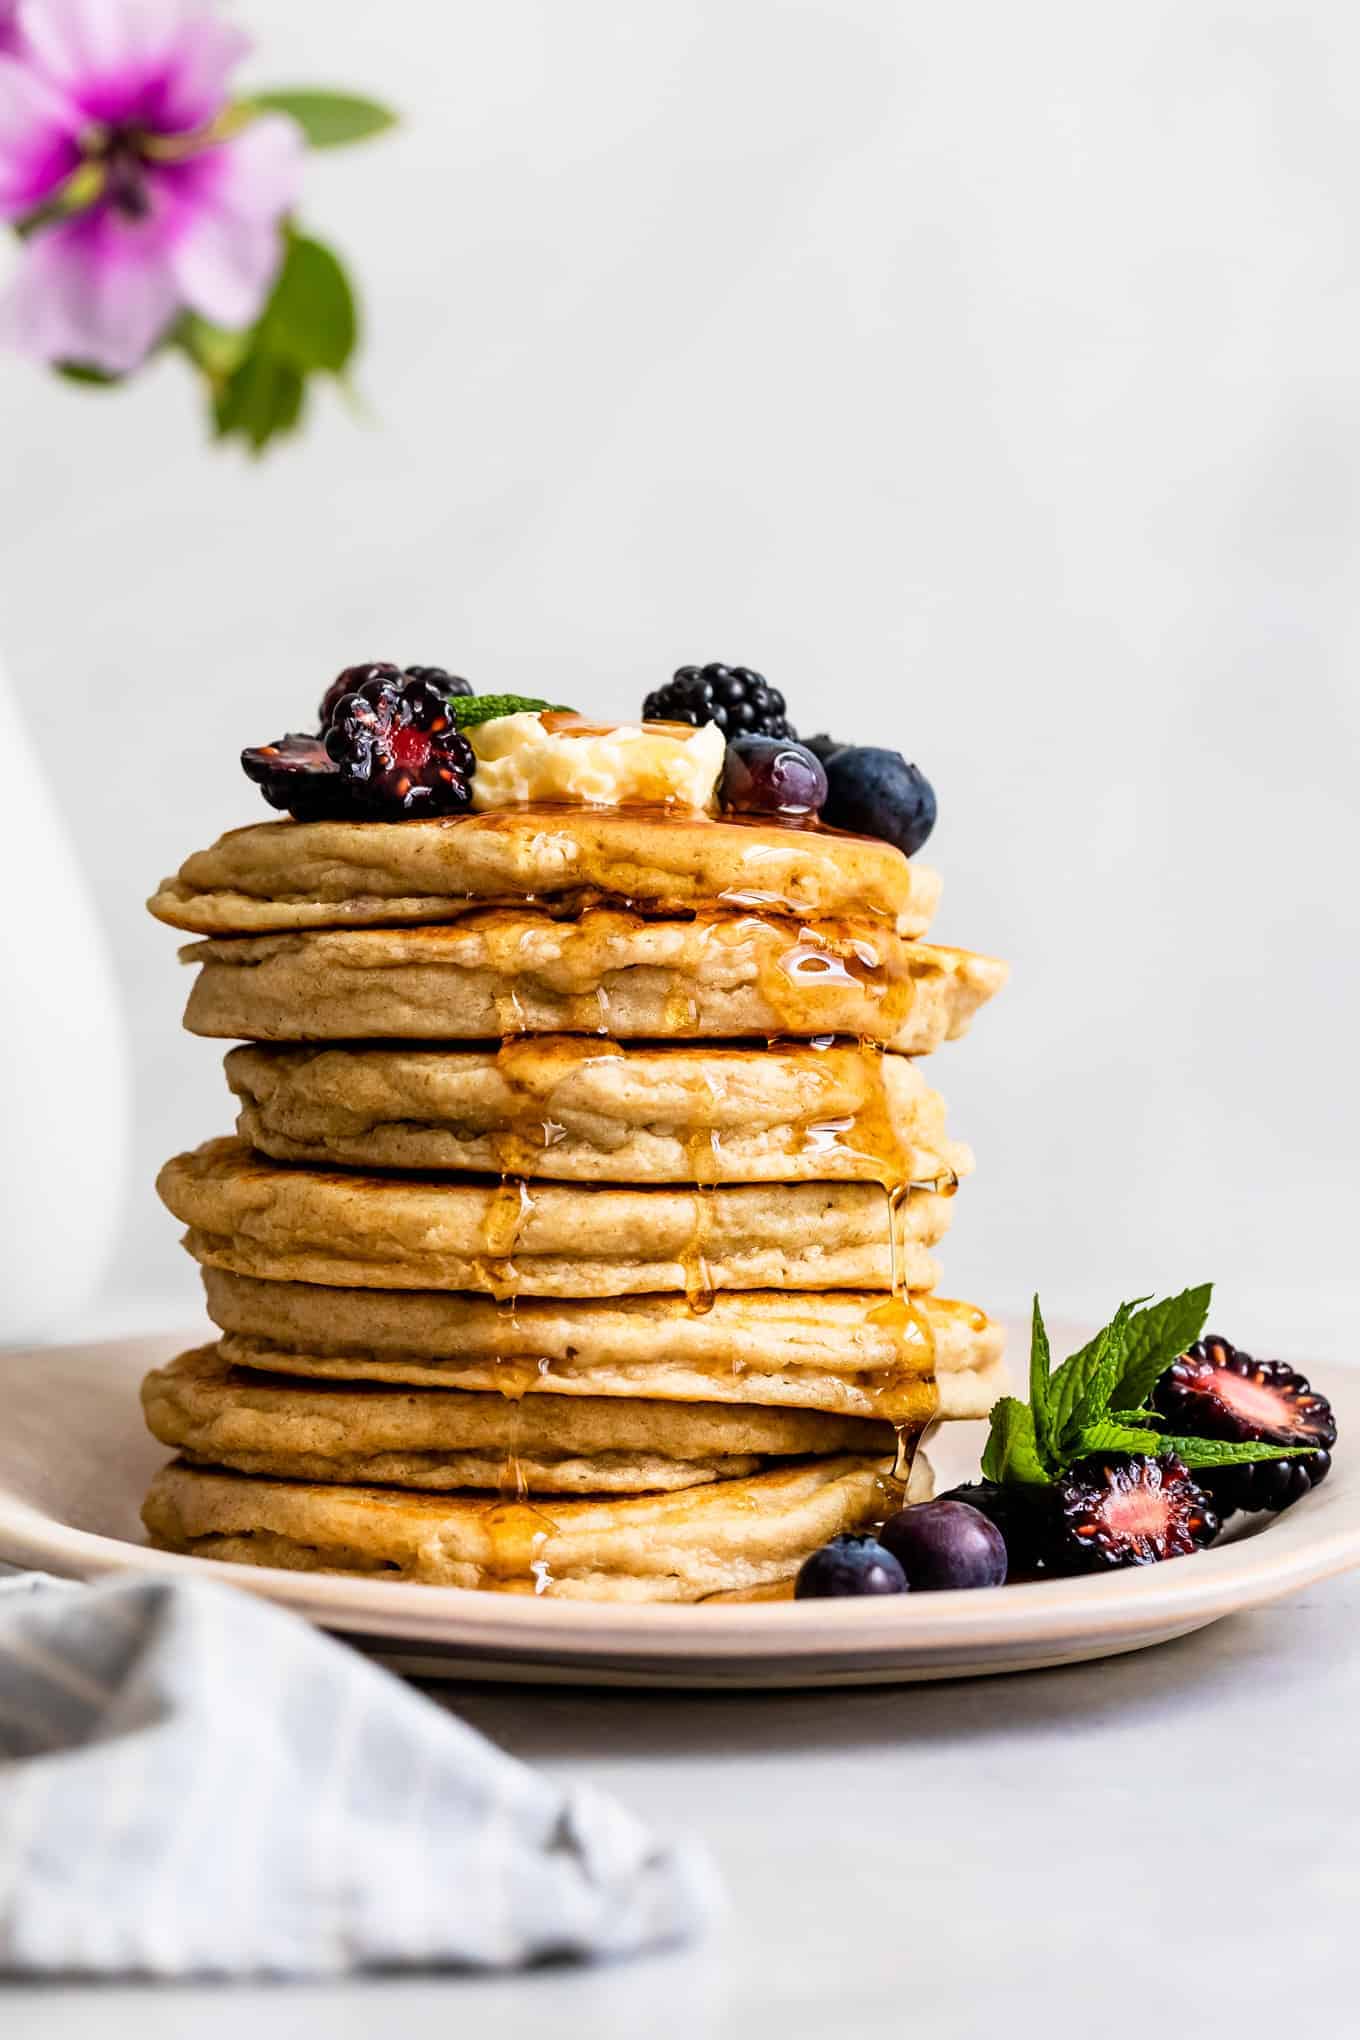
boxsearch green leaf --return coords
[1108,1284,1214,1412]
[1157,1435,1318,1470]
[260,233,357,375]
[980,1399,1052,1489]
[1050,1300,1145,1447]
[249,90,398,148]
[213,351,306,454]
[454,695,577,730]
[54,360,121,387]
[1028,1295,1057,1470]
[1068,1421,1168,1458]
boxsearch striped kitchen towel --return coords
[0,1569,719,1977]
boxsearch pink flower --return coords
[0,0,303,373]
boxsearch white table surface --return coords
[5,1563,1358,2036]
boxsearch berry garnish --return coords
[403,665,473,700]
[1153,1336,1336,1516]
[719,735,828,818]
[643,664,796,740]
[319,663,472,730]
[794,1533,907,1599]
[318,662,401,731]
[972,1288,1322,1578]
[806,737,936,857]
[1052,1453,1218,1572]
[241,734,355,822]
[933,1481,1056,1577]
[325,672,476,814]
[879,1498,1007,1590]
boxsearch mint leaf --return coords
[454,695,576,730]
[250,90,398,148]
[1157,1435,1317,1471]
[1050,1300,1144,1446]
[1029,1295,1057,1470]
[1107,1284,1213,1412]
[1069,1421,1168,1458]
[980,1398,1052,1489]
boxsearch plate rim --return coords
[4,1333,1359,1669]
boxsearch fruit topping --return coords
[719,735,828,818]
[879,1498,1007,1590]
[794,1533,907,1599]
[1153,1336,1336,1515]
[643,663,796,740]
[933,1481,1056,1576]
[1052,1452,1219,1572]
[403,664,474,700]
[806,737,936,857]
[241,733,358,822]
[324,672,477,814]
[319,662,471,730]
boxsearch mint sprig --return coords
[452,695,577,730]
[982,1285,1317,1487]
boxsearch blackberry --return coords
[319,661,401,731]
[325,672,476,815]
[402,665,473,700]
[1154,1335,1336,1516]
[1052,1453,1218,1573]
[241,733,357,822]
[643,663,796,740]
[318,663,472,730]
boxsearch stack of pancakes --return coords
[143,806,1007,1601]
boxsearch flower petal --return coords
[19,0,248,131]
[167,115,304,328]
[0,203,180,372]
[0,53,80,217]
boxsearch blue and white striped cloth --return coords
[0,1569,718,1977]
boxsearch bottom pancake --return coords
[141,1346,896,1494]
[142,1455,911,1602]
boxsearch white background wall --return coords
[2,1,1357,1356]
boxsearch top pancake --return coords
[147,808,941,938]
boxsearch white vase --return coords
[0,646,130,1343]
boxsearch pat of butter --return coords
[468,712,725,810]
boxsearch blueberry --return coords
[720,735,828,818]
[933,1481,1054,1577]
[878,1499,1008,1591]
[793,1533,908,1599]
[813,741,936,857]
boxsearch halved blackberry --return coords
[1154,1336,1336,1516]
[241,733,357,822]
[318,663,472,730]
[643,663,796,740]
[1052,1453,1218,1573]
[324,672,476,814]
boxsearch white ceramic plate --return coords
[3,1331,1358,1688]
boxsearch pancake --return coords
[147,808,941,938]
[141,1345,896,1494]
[159,1139,952,1298]
[141,1454,904,1599]
[179,911,1007,1052]
[201,1269,1006,1422]
[225,1038,973,1186]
